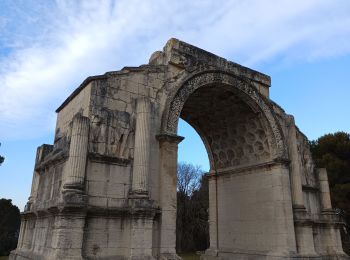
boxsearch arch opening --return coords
[163,71,287,161]
[156,70,296,259]
[158,71,295,258]
[180,84,274,173]
[176,120,210,256]
[173,83,277,257]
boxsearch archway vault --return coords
[11,38,348,260]
[162,70,288,170]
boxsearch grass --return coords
[178,252,200,260]
[0,256,9,260]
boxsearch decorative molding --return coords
[206,160,288,179]
[88,152,130,166]
[156,133,184,144]
[302,184,319,192]
[164,71,287,159]
[34,149,69,171]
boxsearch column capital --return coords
[72,113,90,124]
[285,114,296,126]
[129,190,149,198]
[156,133,184,144]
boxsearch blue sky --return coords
[0,0,349,210]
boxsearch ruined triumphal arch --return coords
[11,39,348,259]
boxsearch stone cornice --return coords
[302,184,319,192]
[88,152,130,166]
[35,149,68,171]
[163,38,271,87]
[156,133,184,144]
[207,160,288,178]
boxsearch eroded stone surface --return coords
[10,39,348,260]
[181,86,271,170]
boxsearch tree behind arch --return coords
[176,162,209,253]
[0,142,4,165]
[310,131,350,253]
[0,199,21,256]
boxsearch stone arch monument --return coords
[11,39,348,260]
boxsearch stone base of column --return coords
[130,256,156,260]
[159,253,182,260]
[293,206,318,257]
[51,212,86,258]
[201,248,221,259]
[318,210,348,257]
[320,209,340,221]
[9,249,57,260]
[128,196,159,210]
[201,250,323,260]
[200,255,222,260]
[60,188,87,208]
[129,190,149,199]
[10,250,86,260]
[127,197,159,260]
[201,253,348,259]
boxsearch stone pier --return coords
[10,38,348,260]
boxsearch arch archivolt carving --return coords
[162,70,287,160]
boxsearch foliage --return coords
[0,199,20,256]
[310,132,350,182]
[0,143,4,166]
[176,162,209,253]
[310,132,350,212]
[177,163,202,197]
[310,131,350,253]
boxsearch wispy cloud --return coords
[0,0,349,140]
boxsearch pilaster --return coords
[287,116,304,208]
[317,168,332,210]
[317,168,347,256]
[129,201,158,260]
[156,133,183,258]
[51,211,86,260]
[287,115,317,256]
[205,176,219,257]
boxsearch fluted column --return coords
[287,115,304,208]
[317,168,332,210]
[63,114,90,191]
[131,98,151,196]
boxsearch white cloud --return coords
[0,0,350,140]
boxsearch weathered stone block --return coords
[12,38,348,260]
